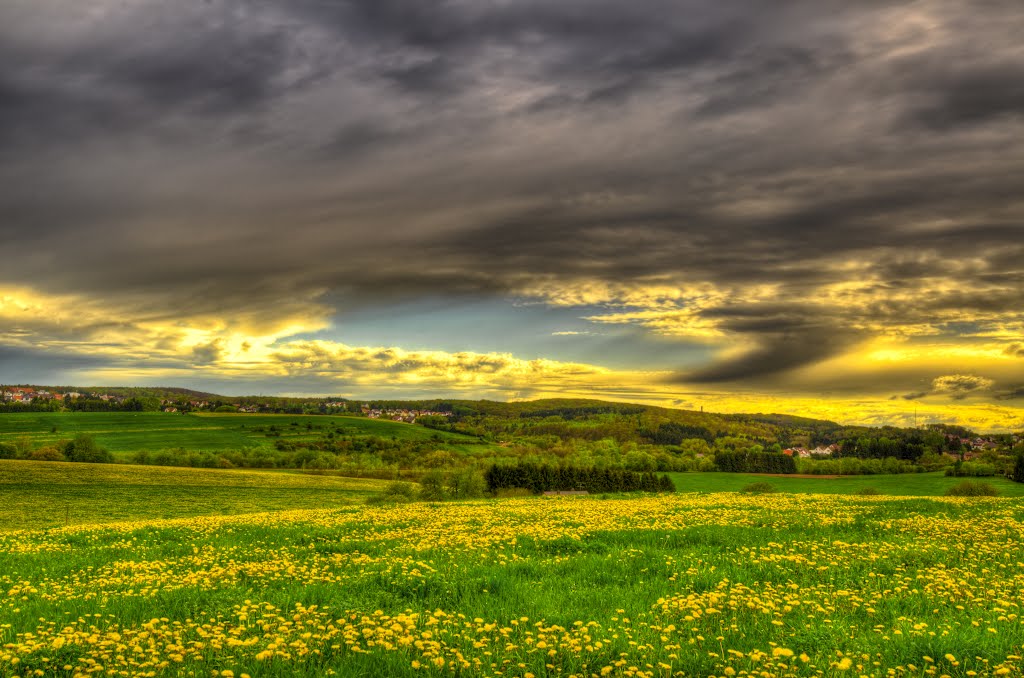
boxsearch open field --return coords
[0,460,391,531]
[0,412,486,459]
[669,471,1024,497]
[1,493,1023,677]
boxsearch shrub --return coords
[856,487,881,495]
[447,468,487,499]
[366,482,419,505]
[0,442,17,459]
[63,434,113,464]
[418,469,449,501]
[945,481,999,497]
[29,446,66,462]
[383,482,417,500]
[741,482,776,494]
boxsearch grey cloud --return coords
[1,0,1023,391]
[900,61,1024,131]
[666,303,866,383]
[191,341,225,366]
[893,392,929,401]
[996,386,1024,401]
[932,374,994,398]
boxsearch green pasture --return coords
[0,459,392,530]
[669,469,1024,496]
[0,411,485,458]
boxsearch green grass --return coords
[668,470,1024,496]
[0,411,486,459]
[0,459,393,530]
[1,493,1022,677]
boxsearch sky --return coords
[1,0,1023,430]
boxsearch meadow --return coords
[0,460,389,530]
[669,472,1024,497]
[0,412,485,459]
[2,492,1023,677]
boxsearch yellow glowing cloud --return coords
[4,284,1024,431]
[0,285,329,367]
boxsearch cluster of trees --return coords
[643,422,714,445]
[714,450,797,474]
[0,434,112,463]
[797,457,921,476]
[833,435,928,461]
[520,405,646,420]
[945,461,999,478]
[65,397,161,412]
[483,462,675,494]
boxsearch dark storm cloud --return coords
[0,346,109,373]
[893,392,929,401]
[899,61,1024,131]
[664,303,868,384]
[996,386,1024,401]
[1,0,1023,388]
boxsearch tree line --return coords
[714,450,797,474]
[484,462,675,494]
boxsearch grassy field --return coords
[1,493,1022,677]
[0,460,391,530]
[669,471,1024,497]
[0,412,485,459]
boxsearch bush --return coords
[447,468,486,499]
[0,442,17,459]
[29,446,66,462]
[741,482,776,494]
[856,487,881,495]
[62,434,113,464]
[945,481,999,497]
[418,469,449,501]
[384,482,417,500]
[366,481,419,505]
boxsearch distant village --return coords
[1,387,97,403]
[782,444,840,459]
[362,406,453,423]
[1,387,453,423]
[160,400,453,422]
[783,434,1013,460]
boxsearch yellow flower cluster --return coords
[0,493,1022,677]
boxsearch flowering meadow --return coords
[1,493,1022,677]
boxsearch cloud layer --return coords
[1,0,1023,426]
